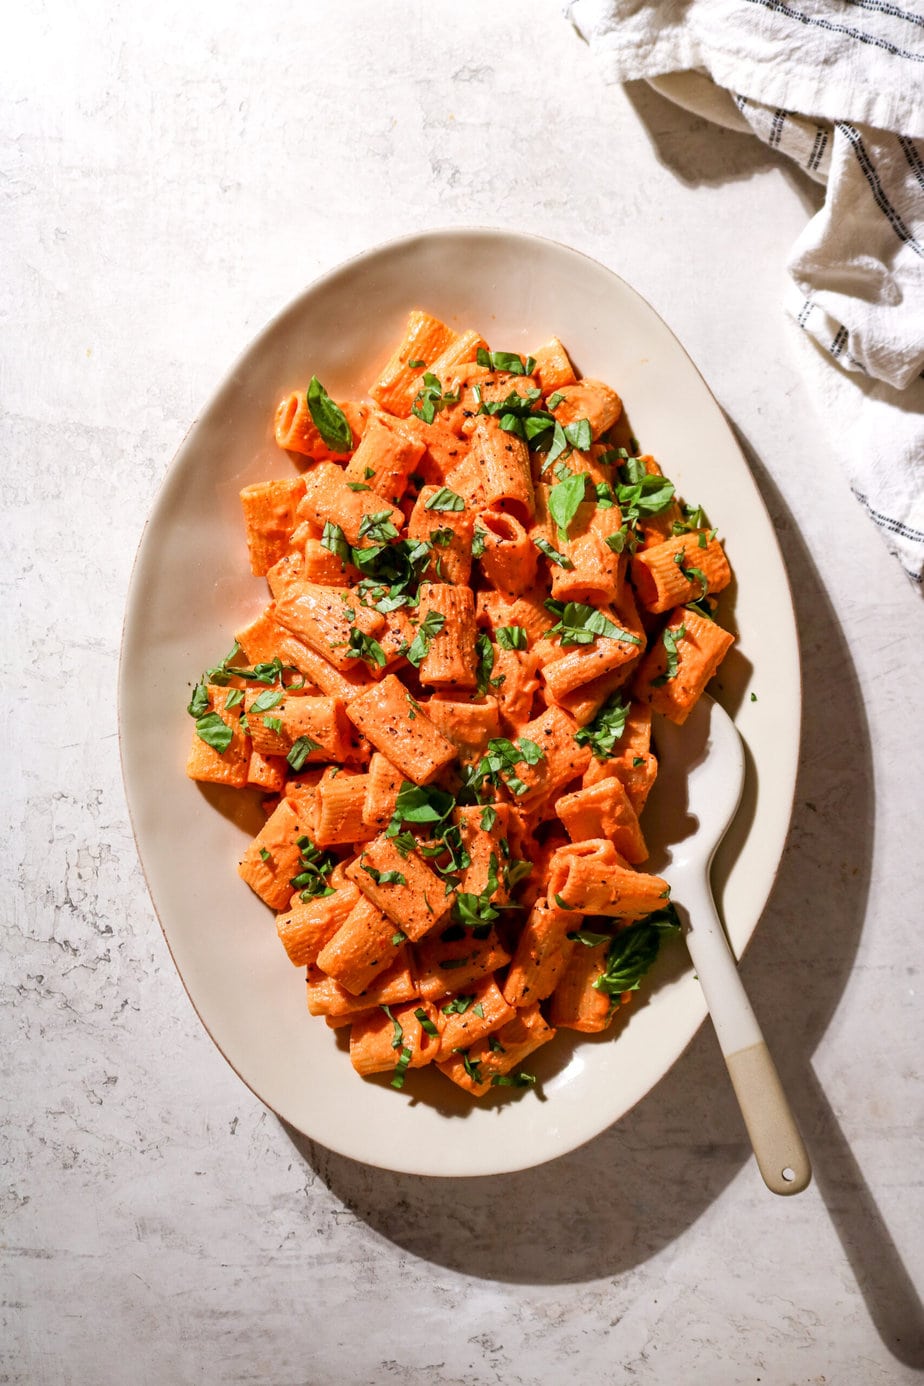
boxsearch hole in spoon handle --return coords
[724,1041,812,1195]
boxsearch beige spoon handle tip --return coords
[725,1041,812,1195]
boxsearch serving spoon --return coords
[653,695,812,1195]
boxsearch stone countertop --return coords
[4,3,922,1383]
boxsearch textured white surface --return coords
[3,3,923,1384]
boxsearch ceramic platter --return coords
[120,229,800,1175]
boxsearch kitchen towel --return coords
[567,0,924,585]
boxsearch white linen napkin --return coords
[567,0,924,586]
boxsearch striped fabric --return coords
[568,0,924,585]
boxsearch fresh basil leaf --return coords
[346,481,371,492]
[286,735,320,771]
[491,1071,537,1088]
[362,861,407,887]
[476,347,533,376]
[504,860,532,890]
[194,712,233,752]
[480,805,497,832]
[475,631,496,697]
[574,691,630,760]
[358,511,400,543]
[187,683,209,717]
[532,535,574,569]
[553,892,575,911]
[567,928,613,946]
[424,487,465,512]
[412,372,460,425]
[320,521,351,567]
[547,471,587,541]
[414,1007,440,1037]
[456,1049,484,1084]
[250,687,285,714]
[259,847,272,863]
[307,376,352,452]
[651,623,686,687]
[546,391,566,410]
[495,625,528,651]
[441,995,475,1015]
[389,781,455,827]
[544,599,641,648]
[592,905,681,996]
[391,930,408,945]
[390,1045,413,1089]
[564,419,592,453]
[263,715,283,734]
[471,527,487,559]
[405,610,445,667]
[673,549,708,598]
[345,627,387,669]
[407,359,426,369]
[224,688,244,709]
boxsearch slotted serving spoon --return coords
[653,695,812,1195]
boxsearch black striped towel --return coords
[567,0,924,586]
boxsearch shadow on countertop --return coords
[282,423,922,1366]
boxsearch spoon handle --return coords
[679,879,812,1196]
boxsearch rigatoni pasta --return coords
[184,312,736,1097]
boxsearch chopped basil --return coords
[475,631,501,697]
[195,712,233,752]
[633,756,645,767]
[472,1002,485,1019]
[490,1071,537,1088]
[548,471,588,541]
[412,372,460,425]
[553,892,575,911]
[456,1049,484,1084]
[259,847,272,863]
[592,904,681,996]
[574,690,630,760]
[475,347,536,376]
[751,691,758,702]
[388,781,455,828]
[287,735,321,771]
[390,1045,413,1089]
[615,458,675,519]
[567,928,612,946]
[495,625,528,651]
[358,511,400,544]
[564,418,592,453]
[262,715,283,734]
[651,623,686,687]
[307,376,353,452]
[429,526,454,547]
[344,627,387,669]
[414,1007,440,1037]
[346,481,371,492]
[594,482,617,510]
[361,861,406,887]
[532,535,574,569]
[471,527,487,559]
[187,683,209,717]
[544,599,641,648]
[546,391,566,410]
[685,595,715,621]
[441,957,471,970]
[441,995,474,1014]
[479,805,497,832]
[466,736,544,799]
[224,688,244,710]
[291,837,337,900]
[407,359,426,369]
[673,549,708,599]
[405,609,445,667]
[504,860,532,890]
[424,487,465,512]
[390,831,418,858]
[488,1034,506,1053]
[249,687,285,714]
[604,525,639,555]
